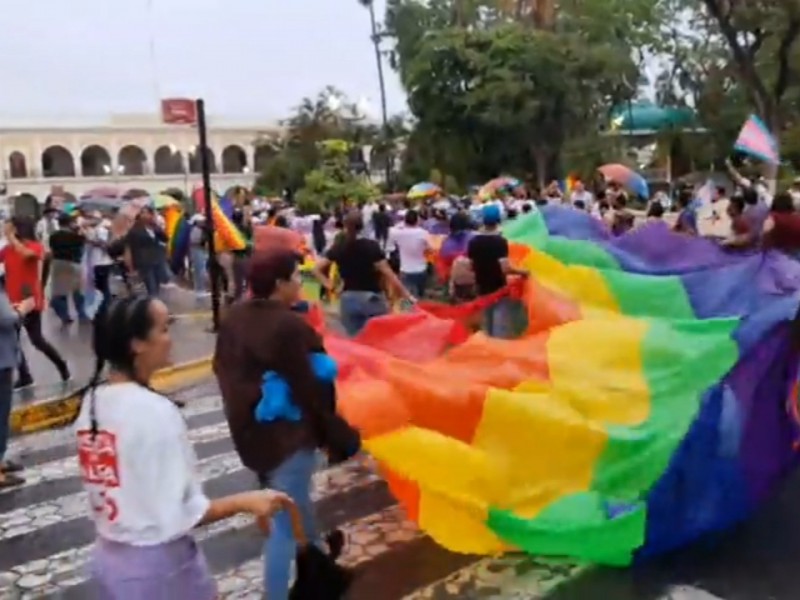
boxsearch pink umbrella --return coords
[81,186,120,200]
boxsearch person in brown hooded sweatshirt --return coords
[213,249,358,599]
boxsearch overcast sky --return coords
[0,0,407,124]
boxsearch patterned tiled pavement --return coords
[2,379,800,599]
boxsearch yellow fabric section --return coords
[472,387,607,522]
[547,318,651,426]
[365,427,502,553]
[459,317,650,550]
[519,249,620,316]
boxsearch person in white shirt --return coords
[387,209,430,298]
[361,200,378,239]
[568,180,594,211]
[74,296,290,598]
[84,212,114,315]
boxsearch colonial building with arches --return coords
[0,113,283,200]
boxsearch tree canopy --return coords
[253,87,392,209]
[256,0,800,195]
[386,0,651,188]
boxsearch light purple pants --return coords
[90,536,217,600]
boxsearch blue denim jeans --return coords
[51,291,87,323]
[189,246,208,295]
[339,291,389,337]
[140,267,161,297]
[0,368,12,462]
[484,297,516,339]
[401,271,427,299]
[261,449,320,600]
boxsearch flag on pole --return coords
[733,115,780,165]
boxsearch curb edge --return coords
[9,356,214,435]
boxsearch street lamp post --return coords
[360,0,393,189]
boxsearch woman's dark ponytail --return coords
[74,296,155,437]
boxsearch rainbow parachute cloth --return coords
[330,206,800,566]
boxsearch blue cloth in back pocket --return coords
[254,353,338,423]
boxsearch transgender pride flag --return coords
[734,114,780,165]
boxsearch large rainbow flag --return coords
[324,206,800,565]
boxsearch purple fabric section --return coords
[729,327,799,505]
[536,205,800,558]
[540,206,800,317]
[440,232,473,258]
[540,206,788,273]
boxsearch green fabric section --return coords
[505,211,697,320]
[602,270,695,320]
[486,491,646,566]
[483,318,739,566]
[487,211,740,565]
[593,317,739,496]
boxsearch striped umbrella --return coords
[408,182,442,200]
[477,176,521,201]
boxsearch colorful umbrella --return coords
[408,182,442,200]
[80,186,120,200]
[152,194,180,210]
[477,176,521,200]
[122,188,150,200]
[598,164,650,199]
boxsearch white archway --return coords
[117,145,147,176]
[8,151,28,179]
[221,144,248,173]
[188,147,217,174]
[153,145,185,174]
[80,145,112,177]
[41,145,76,177]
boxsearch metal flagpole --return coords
[195,99,221,331]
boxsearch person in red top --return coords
[0,217,69,387]
[720,195,755,249]
[763,192,800,257]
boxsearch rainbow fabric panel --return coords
[332,206,800,566]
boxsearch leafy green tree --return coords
[294,139,379,213]
[254,87,395,195]
[653,0,800,170]
[385,0,642,186]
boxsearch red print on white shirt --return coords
[77,430,121,523]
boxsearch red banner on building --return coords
[160,98,197,125]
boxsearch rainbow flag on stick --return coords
[192,187,247,252]
[163,205,192,274]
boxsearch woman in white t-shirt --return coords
[74,296,290,598]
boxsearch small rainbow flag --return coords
[163,205,191,273]
[734,115,780,165]
[192,187,247,252]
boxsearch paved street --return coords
[14,286,214,404]
[0,378,798,599]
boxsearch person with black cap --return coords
[467,205,528,338]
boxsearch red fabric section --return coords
[252,226,306,254]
